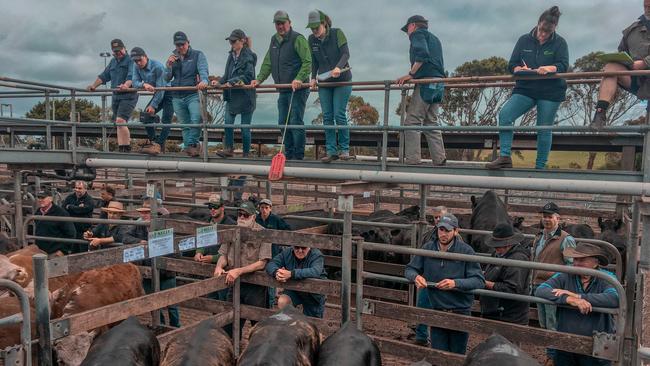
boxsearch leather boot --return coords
[486,156,513,169]
[142,142,161,155]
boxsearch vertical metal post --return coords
[150,183,162,327]
[14,172,23,246]
[642,110,650,182]
[233,229,242,355]
[399,188,404,211]
[266,181,272,200]
[127,173,134,211]
[199,90,209,162]
[283,182,288,205]
[191,178,197,204]
[33,253,52,366]
[381,81,390,171]
[624,200,640,364]
[398,88,407,164]
[102,126,109,152]
[340,194,353,324]
[101,95,107,122]
[45,91,52,149]
[373,190,381,211]
[355,238,364,330]
[70,90,77,162]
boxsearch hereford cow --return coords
[317,321,381,366]
[469,191,512,253]
[80,317,159,366]
[160,318,234,366]
[0,254,29,286]
[238,306,321,366]
[463,333,539,366]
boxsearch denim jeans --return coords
[284,289,325,318]
[498,93,561,169]
[143,276,181,327]
[224,103,252,155]
[172,93,202,147]
[319,85,351,156]
[278,89,309,160]
[415,288,433,342]
[141,93,173,145]
[429,309,470,355]
[554,350,611,366]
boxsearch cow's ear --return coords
[470,196,477,207]
[598,217,604,229]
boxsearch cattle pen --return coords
[0,70,650,366]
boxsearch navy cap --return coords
[36,191,51,199]
[226,29,247,41]
[110,39,125,51]
[173,31,188,45]
[541,202,560,215]
[401,15,428,32]
[437,214,459,230]
[130,47,146,59]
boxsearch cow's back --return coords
[80,317,159,366]
[463,334,539,366]
[318,322,381,366]
[160,318,234,366]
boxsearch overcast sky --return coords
[0,0,644,122]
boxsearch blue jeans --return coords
[319,85,351,156]
[172,93,202,147]
[429,309,470,355]
[284,290,325,318]
[554,350,611,366]
[415,288,433,342]
[278,89,309,160]
[268,244,285,307]
[498,93,561,169]
[143,276,181,327]
[142,93,173,145]
[224,104,252,155]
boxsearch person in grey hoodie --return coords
[404,214,485,355]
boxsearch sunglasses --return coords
[229,39,240,44]
[238,211,251,218]
[208,204,223,210]
[293,246,308,251]
[275,21,287,26]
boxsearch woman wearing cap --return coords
[480,223,531,325]
[486,6,569,170]
[83,201,129,248]
[535,242,619,365]
[307,10,353,163]
[213,29,257,158]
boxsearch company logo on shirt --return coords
[544,50,554,56]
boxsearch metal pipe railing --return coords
[0,279,32,366]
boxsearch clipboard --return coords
[597,52,634,66]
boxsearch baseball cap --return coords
[36,191,51,199]
[273,10,290,23]
[130,47,146,60]
[173,31,188,45]
[437,214,459,230]
[541,202,560,215]
[110,39,125,51]
[401,15,428,32]
[226,29,247,41]
[239,201,257,215]
[259,198,273,206]
[307,10,323,29]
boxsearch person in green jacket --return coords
[251,10,312,160]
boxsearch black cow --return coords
[469,191,512,254]
[160,318,234,366]
[598,217,627,259]
[238,306,321,366]
[80,317,160,366]
[463,334,539,366]
[187,207,212,222]
[318,322,381,366]
[561,223,595,239]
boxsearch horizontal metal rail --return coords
[0,279,32,366]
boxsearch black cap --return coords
[226,29,247,41]
[401,15,428,32]
[130,47,146,60]
[541,202,560,215]
[110,39,125,51]
[36,191,51,199]
[173,31,188,45]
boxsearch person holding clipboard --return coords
[307,10,353,163]
[486,6,568,170]
[592,0,650,127]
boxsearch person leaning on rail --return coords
[535,242,619,366]
[480,223,531,326]
[86,39,138,153]
[165,31,209,158]
[62,180,95,248]
[404,214,485,355]
[592,0,650,127]
[307,9,354,163]
[123,47,174,156]
[82,201,130,249]
[98,185,116,220]
[486,6,569,170]
[213,29,257,158]
[34,190,77,256]
[396,15,447,167]
[251,10,312,161]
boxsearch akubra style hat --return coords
[487,223,524,248]
[101,201,126,213]
[563,242,609,266]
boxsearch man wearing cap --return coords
[266,244,327,318]
[124,47,173,156]
[123,202,181,327]
[83,201,130,248]
[214,201,272,338]
[98,185,116,220]
[531,201,576,363]
[87,39,138,152]
[404,214,485,354]
[251,10,312,161]
[62,181,95,246]
[194,194,236,265]
[165,31,209,157]
[536,242,619,366]
[34,191,77,255]
[256,197,291,306]
[396,15,447,166]
[480,223,531,325]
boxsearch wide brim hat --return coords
[101,201,125,213]
[487,231,524,248]
[136,207,151,212]
[563,242,609,266]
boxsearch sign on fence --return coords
[148,228,174,257]
[178,236,196,252]
[196,225,219,248]
[123,245,146,263]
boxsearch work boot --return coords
[321,155,339,163]
[433,159,446,167]
[216,149,234,158]
[339,152,354,161]
[118,145,132,153]
[141,142,161,156]
[413,339,430,347]
[185,143,201,157]
[592,110,607,128]
[138,139,153,148]
[486,156,513,169]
